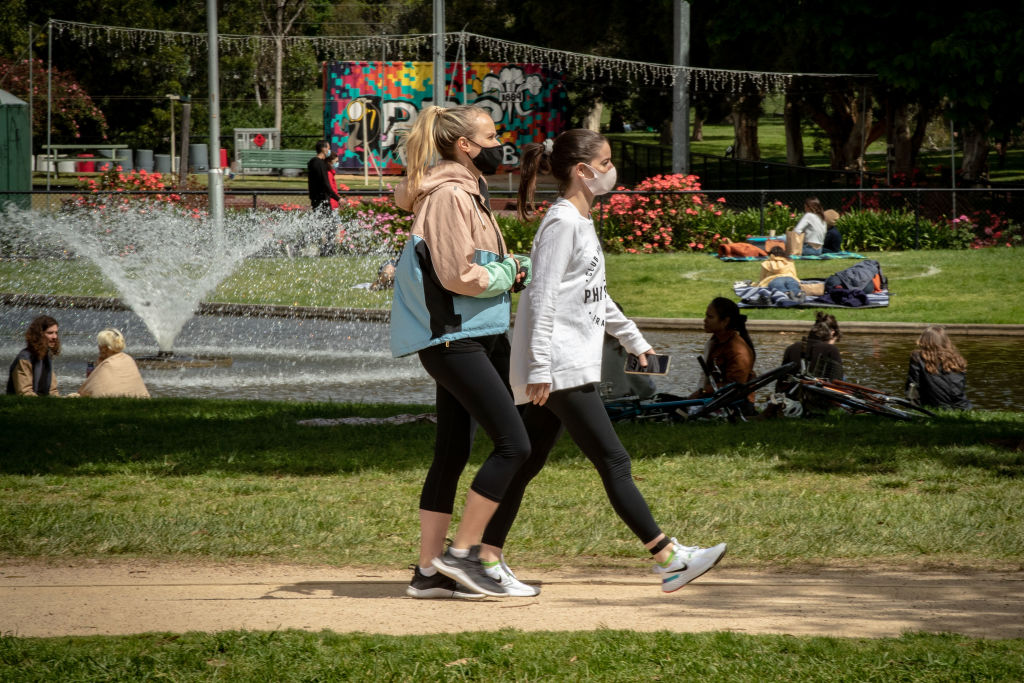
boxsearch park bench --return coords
[40,144,128,177]
[237,148,311,174]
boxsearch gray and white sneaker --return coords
[432,545,507,597]
[483,555,540,597]
[653,538,727,593]
[405,565,484,599]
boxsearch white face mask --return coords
[582,163,617,196]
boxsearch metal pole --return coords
[206,0,224,231]
[461,32,468,105]
[46,21,52,199]
[950,118,957,219]
[858,86,867,190]
[671,1,690,174]
[28,25,33,161]
[433,0,445,108]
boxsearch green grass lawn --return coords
[3,629,1022,682]
[3,249,1020,323]
[1,397,1023,680]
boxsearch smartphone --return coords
[624,353,671,375]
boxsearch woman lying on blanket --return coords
[755,246,801,296]
[690,297,758,415]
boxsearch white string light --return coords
[49,21,875,92]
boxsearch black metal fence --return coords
[608,138,885,190]
[5,186,1023,242]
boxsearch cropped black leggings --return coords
[482,382,663,548]
[417,335,531,513]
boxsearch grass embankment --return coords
[2,249,1021,324]
[1,398,1023,680]
[2,398,1021,568]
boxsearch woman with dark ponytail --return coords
[692,297,758,413]
[476,130,727,594]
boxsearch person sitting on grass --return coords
[794,197,827,256]
[6,315,61,396]
[690,297,757,415]
[905,325,971,410]
[774,313,844,399]
[823,209,843,253]
[70,328,150,399]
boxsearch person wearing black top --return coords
[307,140,341,212]
[776,312,843,393]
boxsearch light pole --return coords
[167,94,179,177]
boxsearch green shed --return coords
[0,88,31,210]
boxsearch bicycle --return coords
[786,374,936,421]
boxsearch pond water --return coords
[2,306,1021,412]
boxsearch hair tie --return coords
[542,138,554,154]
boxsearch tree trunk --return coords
[582,100,603,132]
[783,93,804,166]
[731,91,762,161]
[960,120,991,184]
[691,115,703,141]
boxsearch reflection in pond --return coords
[2,306,1021,412]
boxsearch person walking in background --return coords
[794,197,827,256]
[6,315,61,396]
[390,104,530,599]
[481,129,726,595]
[906,326,972,410]
[70,328,150,399]
[326,152,341,212]
[691,297,757,415]
[307,140,340,213]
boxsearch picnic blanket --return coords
[718,251,865,262]
[733,280,890,308]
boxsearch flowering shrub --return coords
[335,203,412,254]
[951,211,1024,249]
[67,166,195,212]
[0,58,108,141]
[600,174,728,253]
[713,201,796,242]
[836,209,973,250]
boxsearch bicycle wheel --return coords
[816,379,936,419]
[798,383,917,420]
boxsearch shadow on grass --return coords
[2,397,1023,478]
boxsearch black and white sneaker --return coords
[431,545,507,597]
[405,565,484,599]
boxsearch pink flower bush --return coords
[601,174,726,253]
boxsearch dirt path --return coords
[3,561,1022,640]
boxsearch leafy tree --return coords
[0,58,109,142]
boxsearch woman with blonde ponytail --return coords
[391,104,536,599]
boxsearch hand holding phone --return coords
[624,352,671,375]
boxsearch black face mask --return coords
[468,140,504,175]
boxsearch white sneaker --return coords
[483,555,540,597]
[653,538,727,593]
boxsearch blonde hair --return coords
[403,105,490,191]
[914,325,966,374]
[97,328,126,354]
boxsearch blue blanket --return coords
[718,251,865,262]
[733,280,890,309]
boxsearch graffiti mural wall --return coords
[324,61,569,173]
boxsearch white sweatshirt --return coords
[510,198,649,404]
[794,212,827,246]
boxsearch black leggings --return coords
[417,335,531,512]
[482,382,663,548]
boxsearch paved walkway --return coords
[3,562,1022,639]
